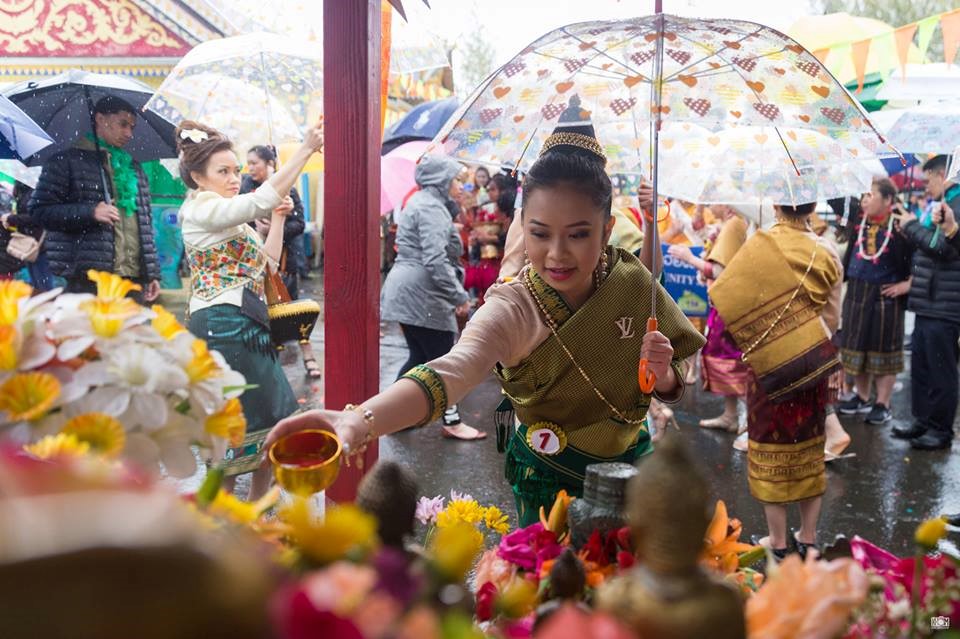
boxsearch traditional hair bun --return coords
[174,121,225,154]
[174,120,233,189]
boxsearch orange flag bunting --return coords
[893,24,918,77]
[851,39,871,93]
[943,9,960,67]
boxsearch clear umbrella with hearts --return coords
[430,12,899,205]
[428,8,901,392]
[145,32,322,153]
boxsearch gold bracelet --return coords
[343,404,376,470]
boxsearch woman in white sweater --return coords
[176,120,323,498]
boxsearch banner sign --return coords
[661,244,709,317]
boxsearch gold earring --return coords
[594,249,608,288]
[524,250,530,265]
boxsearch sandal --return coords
[750,535,789,562]
[302,357,322,379]
[790,529,818,560]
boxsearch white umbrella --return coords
[146,32,322,151]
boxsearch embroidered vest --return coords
[186,225,266,301]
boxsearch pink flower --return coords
[498,523,563,573]
[850,536,959,623]
[414,495,444,525]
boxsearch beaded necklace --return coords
[521,266,647,425]
[856,212,893,263]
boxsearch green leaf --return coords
[739,546,767,567]
[196,467,224,507]
[223,383,259,395]
[175,399,191,415]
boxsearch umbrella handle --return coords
[638,317,659,394]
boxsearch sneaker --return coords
[865,403,892,425]
[837,395,872,415]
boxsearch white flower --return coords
[167,332,246,415]
[70,344,189,430]
[179,128,209,143]
[49,293,155,361]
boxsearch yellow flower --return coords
[24,432,90,459]
[185,339,222,383]
[205,398,246,446]
[63,413,126,458]
[209,490,258,524]
[79,298,142,338]
[282,500,379,565]
[436,499,485,528]
[0,324,18,371]
[429,521,483,581]
[484,506,510,535]
[151,305,186,339]
[0,371,60,421]
[0,280,32,326]
[497,577,539,619]
[915,517,948,550]
[87,270,141,302]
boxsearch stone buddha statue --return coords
[595,436,746,639]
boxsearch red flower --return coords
[272,588,364,639]
[617,551,636,569]
[476,581,497,622]
[581,530,605,565]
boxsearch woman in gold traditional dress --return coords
[710,202,842,559]
[267,98,704,525]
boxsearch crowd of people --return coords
[2,89,959,547]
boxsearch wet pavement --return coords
[166,273,960,556]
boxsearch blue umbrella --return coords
[3,70,177,165]
[0,95,54,161]
[382,97,458,154]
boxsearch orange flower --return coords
[151,305,186,339]
[79,298,142,337]
[185,339,221,383]
[0,324,18,371]
[0,371,60,421]
[700,500,758,574]
[746,555,868,639]
[540,489,573,540]
[0,280,32,325]
[205,398,246,446]
[87,270,141,301]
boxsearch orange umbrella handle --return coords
[638,317,659,394]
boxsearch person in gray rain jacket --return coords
[381,154,486,441]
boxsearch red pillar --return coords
[323,0,381,502]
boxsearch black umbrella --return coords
[3,70,177,166]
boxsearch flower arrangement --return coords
[0,272,247,477]
[472,493,763,635]
[844,523,959,638]
[416,491,512,543]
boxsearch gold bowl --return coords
[268,429,342,495]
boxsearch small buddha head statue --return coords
[356,461,419,547]
[626,435,709,574]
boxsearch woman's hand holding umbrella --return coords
[640,330,675,395]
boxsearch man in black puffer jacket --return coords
[29,96,160,302]
[892,155,960,451]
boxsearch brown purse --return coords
[263,251,321,346]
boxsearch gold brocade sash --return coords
[496,248,705,458]
[709,230,840,402]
